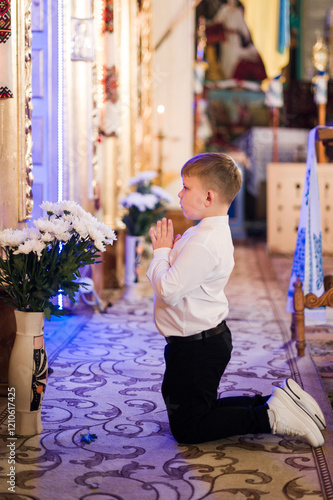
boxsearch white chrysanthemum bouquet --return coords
[120,171,173,236]
[0,201,116,319]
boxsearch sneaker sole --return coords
[281,379,326,431]
[273,387,324,448]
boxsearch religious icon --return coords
[71,18,94,62]
[206,0,266,82]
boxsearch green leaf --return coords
[44,307,52,321]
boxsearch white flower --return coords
[120,192,159,212]
[41,200,85,218]
[92,221,116,245]
[34,219,55,233]
[93,238,106,252]
[57,230,72,243]
[38,201,116,246]
[61,212,75,224]
[51,220,72,241]
[34,218,72,241]
[0,229,26,248]
[86,225,102,241]
[40,232,56,243]
[120,192,144,210]
[151,185,174,204]
[105,235,117,245]
[143,193,159,210]
[0,227,40,248]
[81,211,96,223]
[13,239,46,259]
[25,227,41,239]
[128,170,157,186]
[72,220,89,239]
[100,225,117,243]
[40,201,58,215]
[91,224,116,247]
[59,200,84,216]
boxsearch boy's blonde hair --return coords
[181,152,242,205]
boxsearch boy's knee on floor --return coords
[172,430,196,444]
[170,421,199,444]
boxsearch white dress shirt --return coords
[146,216,234,337]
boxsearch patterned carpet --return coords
[0,243,333,500]
[307,333,333,379]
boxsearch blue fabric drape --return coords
[278,0,290,54]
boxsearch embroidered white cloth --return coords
[101,32,119,136]
[286,126,325,325]
[0,0,13,99]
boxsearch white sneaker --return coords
[281,378,326,430]
[267,387,325,448]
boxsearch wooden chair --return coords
[291,127,333,356]
[292,275,333,356]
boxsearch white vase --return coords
[8,311,48,436]
[123,235,145,301]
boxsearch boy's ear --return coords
[205,190,214,206]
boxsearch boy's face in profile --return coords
[178,175,207,221]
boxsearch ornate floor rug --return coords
[1,244,333,500]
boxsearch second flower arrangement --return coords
[120,171,173,237]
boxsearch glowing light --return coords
[58,0,63,203]
[157,105,165,132]
[58,0,64,309]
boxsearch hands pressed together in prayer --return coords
[149,218,181,250]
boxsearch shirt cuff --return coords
[153,247,171,259]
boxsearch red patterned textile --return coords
[0,85,13,98]
[0,0,11,43]
[0,0,13,98]
[104,65,118,103]
[103,0,114,33]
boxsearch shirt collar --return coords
[197,215,229,227]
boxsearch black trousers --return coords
[162,324,271,443]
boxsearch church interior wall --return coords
[1,0,333,248]
[152,0,195,204]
